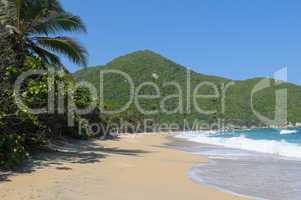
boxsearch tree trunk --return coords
[0,24,26,69]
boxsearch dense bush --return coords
[0,134,28,169]
[0,0,98,168]
[0,56,105,168]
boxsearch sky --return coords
[61,0,301,85]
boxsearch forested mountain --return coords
[74,50,301,128]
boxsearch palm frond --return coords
[41,0,64,12]
[29,44,63,68]
[1,0,88,68]
[21,0,64,22]
[34,36,88,66]
[30,12,86,34]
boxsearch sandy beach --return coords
[0,133,248,200]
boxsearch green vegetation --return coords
[0,56,104,168]
[75,50,301,128]
[0,0,103,169]
[0,0,87,68]
[0,134,27,168]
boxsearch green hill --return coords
[74,50,301,128]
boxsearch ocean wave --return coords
[280,129,298,135]
[176,133,301,159]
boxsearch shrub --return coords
[0,134,28,169]
[0,56,106,168]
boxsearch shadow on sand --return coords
[0,138,148,182]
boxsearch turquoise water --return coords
[212,128,301,144]
[177,128,301,159]
[176,128,301,200]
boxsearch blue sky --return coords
[61,0,301,84]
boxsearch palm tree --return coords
[0,0,87,68]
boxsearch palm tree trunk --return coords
[0,24,26,69]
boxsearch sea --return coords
[175,128,301,200]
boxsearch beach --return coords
[0,133,247,200]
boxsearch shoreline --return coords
[167,136,261,200]
[0,133,249,200]
[173,128,301,200]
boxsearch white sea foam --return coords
[280,129,298,135]
[176,132,301,159]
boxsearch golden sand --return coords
[0,134,249,200]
